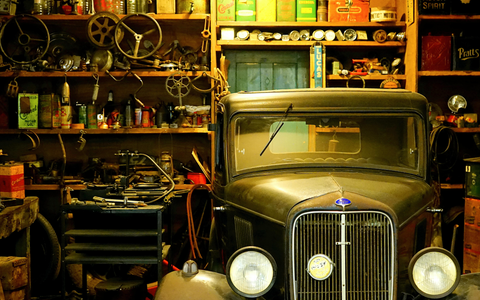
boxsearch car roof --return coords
[220,88,429,116]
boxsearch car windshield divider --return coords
[260,103,293,156]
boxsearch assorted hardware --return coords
[224,27,406,43]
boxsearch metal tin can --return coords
[60,105,72,129]
[135,108,142,126]
[87,104,97,129]
[78,104,87,126]
[141,108,150,127]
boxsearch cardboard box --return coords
[0,257,28,290]
[236,0,256,21]
[3,288,26,300]
[464,224,480,253]
[257,0,275,21]
[0,164,25,199]
[465,198,480,227]
[157,0,175,13]
[465,157,480,198]
[328,0,370,22]
[370,0,395,10]
[421,35,451,71]
[296,0,316,22]
[464,248,480,273]
[17,93,38,129]
[277,0,295,21]
[452,35,480,71]
[418,0,449,15]
[450,0,480,15]
[217,0,235,21]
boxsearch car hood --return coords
[224,171,434,228]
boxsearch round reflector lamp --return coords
[226,246,276,298]
[447,95,467,114]
[408,247,460,299]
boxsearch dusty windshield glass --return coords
[232,113,423,176]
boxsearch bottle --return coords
[156,101,168,127]
[125,97,132,127]
[103,90,115,127]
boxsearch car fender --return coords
[154,268,249,300]
[440,273,480,300]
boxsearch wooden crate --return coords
[0,257,28,291]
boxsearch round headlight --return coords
[408,247,461,299]
[226,246,277,298]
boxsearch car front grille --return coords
[292,211,394,300]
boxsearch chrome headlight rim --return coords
[226,246,277,298]
[408,246,461,299]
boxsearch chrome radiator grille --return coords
[292,212,394,300]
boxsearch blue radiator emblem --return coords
[335,197,351,210]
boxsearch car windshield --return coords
[231,112,424,177]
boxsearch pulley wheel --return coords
[114,13,162,60]
[86,11,123,50]
[166,72,191,98]
[0,14,50,64]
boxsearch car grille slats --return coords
[293,212,394,300]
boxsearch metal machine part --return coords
[86,11,123,49]
[114,13,162,60]
[373,29,387,43]
[0,14,50,65]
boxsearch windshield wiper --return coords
[260,103,293,156]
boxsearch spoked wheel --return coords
[86,11,123,50]
[166,72,191,98]
[114,13,162,60]
[0,14,50,64]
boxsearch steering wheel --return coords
[86,11,123,50]
[0,14,50,64]
[114,13,162,60]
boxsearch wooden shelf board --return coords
[440,183,464,189]
[216,21,406,27]
[25,183,210,191]
[217,40,404,48]
[419,71,480,77]
[327,74,406,80]
[0,70,210,78]
[419,15,480,21]
[14,13,209,21]
[0,128,209,134]
[451,127,480,133]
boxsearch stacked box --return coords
[418,0,449,15]
[0,164,25,199]
[0,256,28,300]
[157,0,175,13]
[217,0,235,21]
[257,0,276,21]
[452,35,480,71]
[328,0,370,22]
[236,0,256,21]
[450,0,480,15]
[296,0,316,22]
[464,197,480,273]
[421,35,451,71]
[277,0,295,21]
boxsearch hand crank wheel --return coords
[165,72,191,98]
[114,13,162,60]
[86,11,123,50]
[0,14,50,65]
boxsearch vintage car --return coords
[155,89,478,300]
